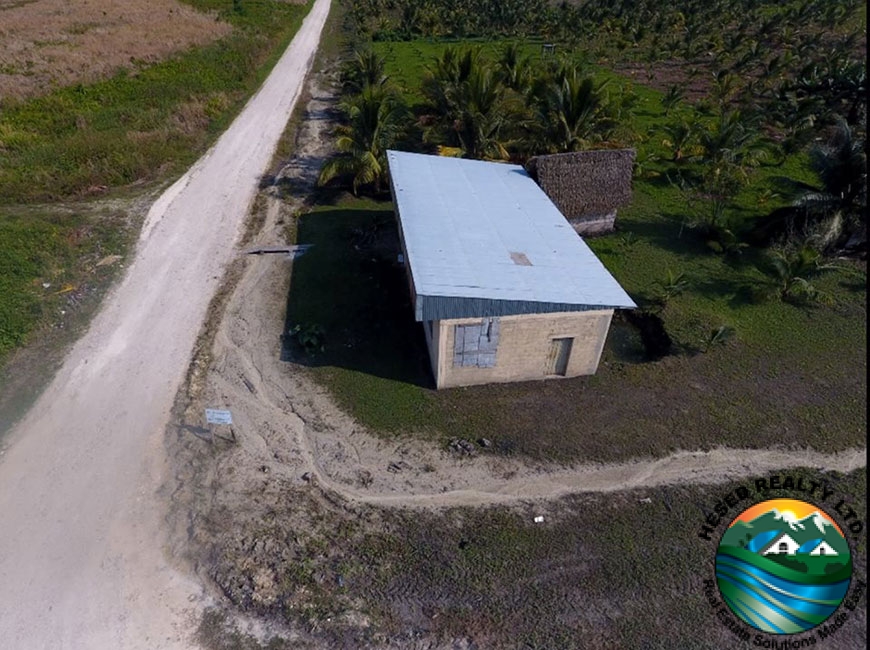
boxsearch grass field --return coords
[0,0,311,204]
[286,194,865,462]
[0,0,311,371]
[283,37,866,463]
[0,205,132,355]
[0,0,232,101]
[201,467,867,649]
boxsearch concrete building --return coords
[386,150,636,389]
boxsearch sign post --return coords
[204,408,234,444]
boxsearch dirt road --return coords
[0,1,331,648]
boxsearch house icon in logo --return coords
[760,531,841,557]
[761,532,801,556]
[808,540,838,556]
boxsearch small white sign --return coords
[205,408,233,425]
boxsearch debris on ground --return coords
[448,438,476,455]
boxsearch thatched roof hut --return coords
[526,149,636,235]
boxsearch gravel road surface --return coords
[0,1,331,647]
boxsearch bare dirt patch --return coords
[165,62,866,649]
[0,2,331,646]
[610,59,712,101]
[0,0,232,100]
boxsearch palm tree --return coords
[497,43,532,94]
[340,49,389,95]
[420,46,475,129]
[421,48,510,160]
[660,84,686,116]
[317,86,407,195]
[451,65,510,160]
[764,246,836,303]
[795,116,867,250]
[794,56,866,129]
[662,118,698,161]
[698,110,768,177]
[529,65,607,153]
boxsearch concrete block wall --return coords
[428,310,614,389]
[569,211,617,236]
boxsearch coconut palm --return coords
[698,110,768,176]
[497,43,532,94]
[660,84,686,116]
[795,116,867,249]
[763,246,836,303]
[529,65,608,153]
[421,48,510,160]
[421,46,478,124]
[317,86,407,195]
[451,65,510,160]
[662,118,698,161]
[340,49,389,95]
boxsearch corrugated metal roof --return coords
[387,150,636,321]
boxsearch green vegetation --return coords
[290,3,865,461]
[0,1,311,203]
[286,188,865,462]
[0,1,311,367]
[317,84,409,194]
[285,202,437,432]
[325,0,866,252]
[204,467,867,648]
[0,208,131,358]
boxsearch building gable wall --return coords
[430,310,613,389]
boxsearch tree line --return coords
[320,0,865,271]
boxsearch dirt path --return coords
[182,71,865,523]
[203,282,866,509]
[0,2,331,649]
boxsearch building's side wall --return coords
[422,319,441,380]
[434,310,613,389]
[569,211,617,236]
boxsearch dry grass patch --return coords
[0,0,232,100]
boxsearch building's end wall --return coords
[433,310,614,389]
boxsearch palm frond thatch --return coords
[527,149,636,225]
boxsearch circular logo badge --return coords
[716,498,853,634]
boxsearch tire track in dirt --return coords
[191,72,866,515]
[0,3,332,648]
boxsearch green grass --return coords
[287,192,865,462]
[0,1,311,203]
[0,1,312,371]
[0,208,131,359]
[286,37,865,462]
[205,467,867,648]
[285,202,440,432]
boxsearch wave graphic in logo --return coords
[716,498,852,634]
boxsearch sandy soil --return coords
[0,0,235,100]
[176,70,867,516]
[188,240,867,506]
[0,1,332,649]
[162,63,865,645]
